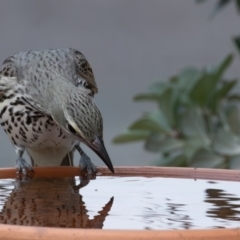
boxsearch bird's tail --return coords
[60,150,74,166]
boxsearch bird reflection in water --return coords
[205,188,240,223]
[0,176,114,228]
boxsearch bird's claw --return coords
[73,175,95,192]
[16,157,34,179]
[79,154,97,175]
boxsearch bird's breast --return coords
[0,94,76,150]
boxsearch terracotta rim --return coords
[0,166,239,240]
[0,166,240,181]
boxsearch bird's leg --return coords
[15,146,34,176]
[73,174,96,193]
[75,144,96,174]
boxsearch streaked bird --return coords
[0,48,114,175]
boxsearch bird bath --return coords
[0,166,239,239]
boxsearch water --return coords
[0,176,239,230]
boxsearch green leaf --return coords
[213,129,240,156]
[177,68,201,93]
[129,111,172,133]
[145,133,184,153]
[157,87,179,127]
[190,55,233,107]
[136,82,183,128]
[217,105,231,130]
[226,104,240,134]
[227,94,240,101]
[208,80,237,112]
[145,133,165,152]
[214,54,233,80]
[220,80,237,96]
[179,107,210,143]
[190,73,217,107]
[112,130,150,144]
[134,82,168,102]
[233,36,240,54]
[184,138,209,161]
[156,152,186,167]
[210,0,232,19]
[191,149,224,168]
[149,82,168,93]
[235,0,240,14]
[169,76,178,84]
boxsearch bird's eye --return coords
[67,124,77,134]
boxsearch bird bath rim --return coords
[0,166,239,240]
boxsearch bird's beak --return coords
[87,136,114,173]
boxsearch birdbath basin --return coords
[0,166,240,239]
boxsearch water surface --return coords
[0,176,239,229]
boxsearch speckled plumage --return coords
[1,48,97,94]
[0,48,114,174]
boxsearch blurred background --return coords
[0,0,239,168]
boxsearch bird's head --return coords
[51,85,114,173]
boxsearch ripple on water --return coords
[0,176,239,229]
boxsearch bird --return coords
[0,48,114,175]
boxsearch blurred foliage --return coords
[233,36,240,54]
[197,0,240,51]
[113,1,240,169]
[196,0,240,18]
[113,55,240,168]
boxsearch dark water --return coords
[0,176,239,230]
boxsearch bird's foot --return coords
[16,157,34,178]
[79,154,97,175]
[73,174,97,192]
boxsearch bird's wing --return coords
[73,49,98,94]
[0,48,97,111]
[0,56,50,116]
[0,55,16,77]
[2,49,98,95]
